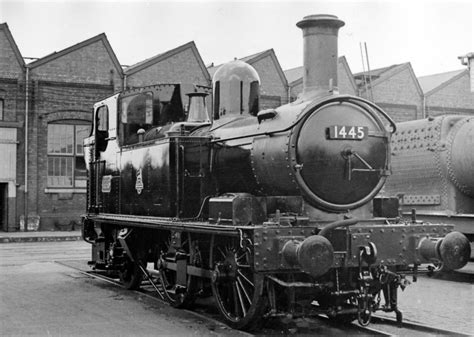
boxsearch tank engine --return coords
[82,14,470,330]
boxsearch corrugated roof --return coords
[418,69,466,93]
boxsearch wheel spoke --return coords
[233,282,240,316]
[236,252,247,262]
[237,269,254,287]
[237,276,252,305]
[235,280,247,316]
[218,247,227,259]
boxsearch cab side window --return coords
[97,106,109,132]
[95,105,109,152]
[119,86,185,146]
[121,92,157,146]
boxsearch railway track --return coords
[349,315,470,336]
[57,261,469,336]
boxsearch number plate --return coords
[327,125,368,140]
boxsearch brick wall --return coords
[0,29,23,78]
[338,65,356,95]
[29,40,122,89]
[289,62,357,101]
[366,67,422,122]
[250,56,288,106]
[127,48,208,88]
[0,79,22,122]
[0,79,25,231]
[26,81,114,230]
[426,72,474,116]
[0,27,25,231]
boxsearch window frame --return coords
[47,122,90,189]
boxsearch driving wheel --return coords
[157,232,196,308]
[210,237,266,330]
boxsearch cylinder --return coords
[296,14,345,99]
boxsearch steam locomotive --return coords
[82,14,470,330]
[382,115,474,247]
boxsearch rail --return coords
[57,261,468,336]
[350,314,470,336]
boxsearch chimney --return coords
[297,14,345,100]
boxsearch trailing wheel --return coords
[210,237,267,330]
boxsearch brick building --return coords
[0,23,24,231]
[0,24,214,231]
[284,56,357,101]
[208,49,288,109]
[124,41,211,110]
[418,69,474,117]
[25,34,123,231]
[354,63,424,122]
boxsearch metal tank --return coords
[383,115,474,236]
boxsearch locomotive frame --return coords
[82,14,470,330]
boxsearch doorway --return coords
[0,183,7,231]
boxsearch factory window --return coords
[0,99,4,120]
[47,123,90,188]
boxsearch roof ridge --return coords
[27,33,107,68]
[0,22,25,68]
[124,41,195,74]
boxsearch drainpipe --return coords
[24,67,29,231]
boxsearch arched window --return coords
[47,121,90,188]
